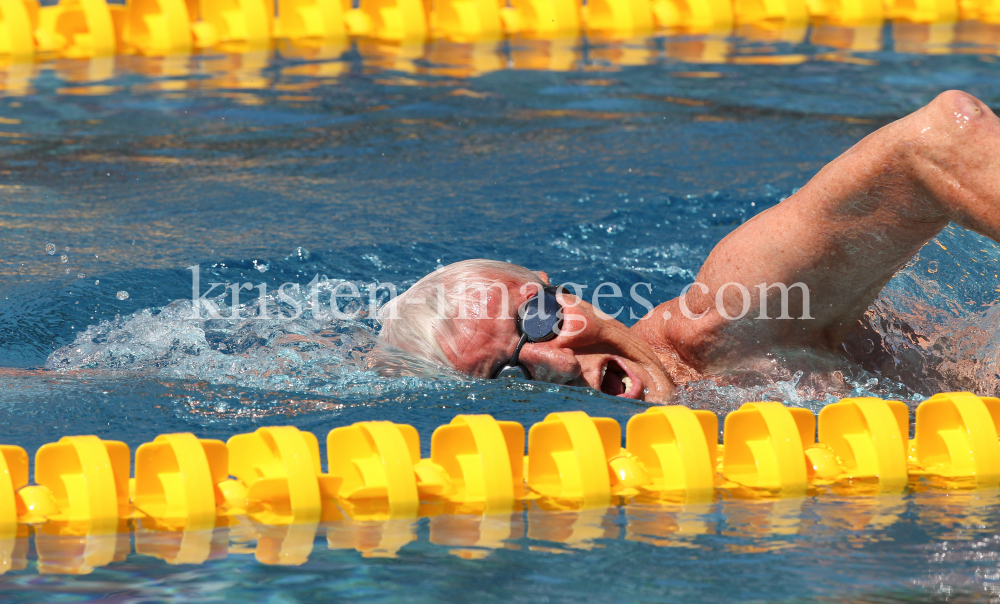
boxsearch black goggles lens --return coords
[492,285,564,380]
[518,286,563,342]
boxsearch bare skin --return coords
[635,90,999,386]
[440,275,677,402]
[442,90,1000,403]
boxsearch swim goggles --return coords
[491,285,564,380]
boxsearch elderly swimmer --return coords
[379,90,1000,403]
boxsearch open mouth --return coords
[599,358,639,398]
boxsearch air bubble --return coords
[60,255,68,263]
[95,280,100,285]
[256,264,268,273]
[77,273,85,279]
[45,243,55,255]
[928,261,939,274]
[116,290,129,300]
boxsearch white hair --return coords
[377,259,543,369]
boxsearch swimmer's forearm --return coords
[648,91,997,367]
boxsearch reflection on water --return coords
[810,22,883,52]
[509,37,582,71]
[135,521,229,565]
[912,487,1000,540]
[250,522,320,565]
[34,526,130,575]
[720,497,803,553]
[624,502,713,548]
[526,504,619,551]
[0,528,28,574]
[810,492,907,534]
[3,489,1000,574]
[894,22,957,55]
[326,516,418,558]
[429,511,524,558]
[2,23,1000,96]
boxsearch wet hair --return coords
[377,259,543,369]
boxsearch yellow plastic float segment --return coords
[35,0,119,57]
[0,446,27,537]
[607,448,650,495]
[806,0,883,24]
[15,483,59,525]
[583,0,655,34]
[803,443,841,482]
[430,0,503,41]
[227,426,338,525]
[344,0,428,41]
[328,421,421,519]
[970,0,1000,23]
[721,402,813,493]
[0,0,37,59]
[817,397,909,490]
[215,478,249,515]
[418,414,524,512]
[502,0,580,35]
[526,411,621,506]
[625,406,718,501]
[193,0,270,49]
[733,0,808,26]
[273,0,346,40]
[122,0,193,55]
[133,433,228,531]
[911,392,1000,487]
[651,0,733,32]
[885,0,957,22]
[33,436,130,533]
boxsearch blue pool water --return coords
[4,25,1000,602]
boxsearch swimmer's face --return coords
[440,275,675,403]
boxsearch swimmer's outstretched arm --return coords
[634,90,1000,372]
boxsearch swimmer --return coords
[378,90,1000,403]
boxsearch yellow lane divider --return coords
[910,391,1000,487]
[1,391,1000,542]
[0,0,992,59]
[415,414,525,513]
[3,392,1000,571]
[815,397,909,489]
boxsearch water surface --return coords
[3,25,1000,602]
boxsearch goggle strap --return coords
[508,332,530,368]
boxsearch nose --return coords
[517,343,581,384]
[515,300,596,384]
